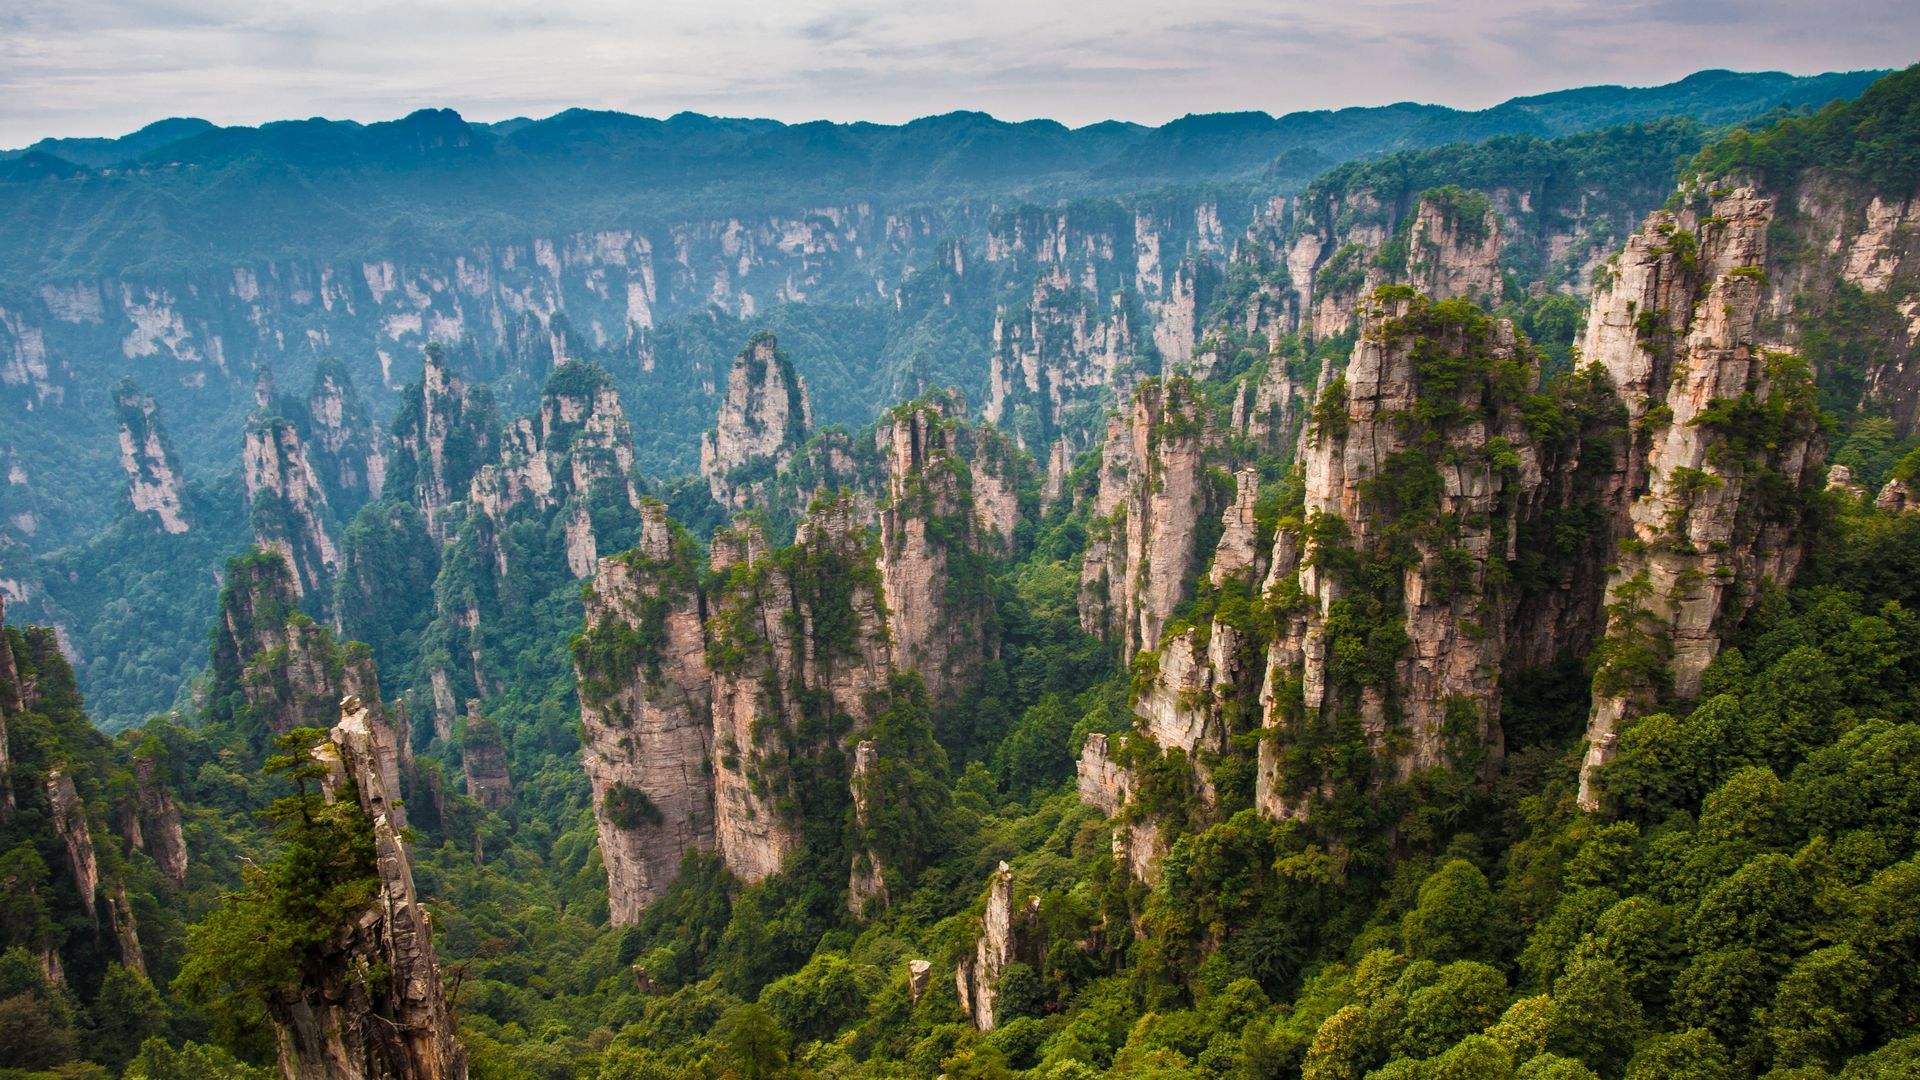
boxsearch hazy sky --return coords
[4,1,1918,147]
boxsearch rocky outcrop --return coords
[1255,289,1614,819]
[305,361,389,510]
[132,753,188,889]
[280,697,466,1080]
[244,416,340,599]
[389,345,497,542]
[47,768,144,974]
[574,503,714,923]
[1576,187,1825,810]
[1877,476,1917,512]
[701,333,812,510]
[213,550,382,740]
[954,862,1041,1031]
[878,399,995,698]
[459,704,512,810]
[706,500,893,883]
[907,958,933,1004]
[1079,377,1215,662]
[1406,192,1503,302]
[847,740,888,915]
[986,265,1137,453]
[113,380,189,534]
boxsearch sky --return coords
[3,1,1919,148]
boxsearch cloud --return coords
[2,0,1916,147]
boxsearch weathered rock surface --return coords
[847,740,889,915]
[280,697,466,1080]
[305,360,389,508]
[459,703,513,810]
[1079,377,1214,661]
[132,753,189,889]
[389,345,497,542]
[701,333,812,510]
[879,399,995,698]
[244,416,340,599]
[1577,186,1824,810]
[575,503,715,923]
[113,381,190,534]
[954,861,1040,1032]
[213,550,382,740]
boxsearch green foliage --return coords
[1690,64,1920,191]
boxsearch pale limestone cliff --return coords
[391,346,496,542]
[1079,377,1214,661]
[244,417,340,599]
[879,399,994,698]
[305,362,389,507]
[954,862,1039,1032]
[1254,290,1611,819]
[280,697,466,1080]
[706,500,893,883]
[1406,194,1504,302]
[112,381,190,534]
[701,333,812,510]
[847,740,889,915]
[575,504,715,923]
[1575,186,1826,810]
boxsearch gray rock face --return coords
[244,417,340,599]
[284,697,466,1080]
[113,382,190,534]
[391,346,495,542]
[847,740,889,916]
[213,551,380,739]
[305,363,389,506]
[132,754,188,889]
[879,399,995,699]
[701,333,811,510]
[1079,377,1214,662]
[459,702,513,811]
[1576,186,1824,810]
[576,503,716,924]
[954,862,1039,1032]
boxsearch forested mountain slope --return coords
[1,63,1919,1080]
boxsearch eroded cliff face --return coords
[459,704,513,811]
[1255,290,1616,819]
[1078,377,1216,662]
[701,333,812,510]
[131,753,188,889]
[389,346,497,542]
[305,362,389,509]
[706,500,893,883]
[954,861,1041,1032]
[113,381,190,534]
[46,768,145,974]
[278,697,465,1080]
[575,503,715,923]
[214,550,380,739]
[1577,186,1825,809]
[877,399,996,699]
[244,417,340,600]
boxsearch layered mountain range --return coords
[1,63,1918,1080]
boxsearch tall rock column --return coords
[878,399,995,698]
[132,753,188,889]
[244,417,340,600]
[390,345,497,542]
[113,380,190,534]
[1577,187,1824,810]
[1257,290,1566,818]
[700,332,812,510]
[1078,377,1214,661]
[283,697,466,1080]
[574,503,715,923]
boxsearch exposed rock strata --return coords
[113,381,190,534]
[278,697,466,1080]
[701,333,812,510]
[954,862,1040,1032]
[1576,186,1824,809]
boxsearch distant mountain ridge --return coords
[0,67,1886,282]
